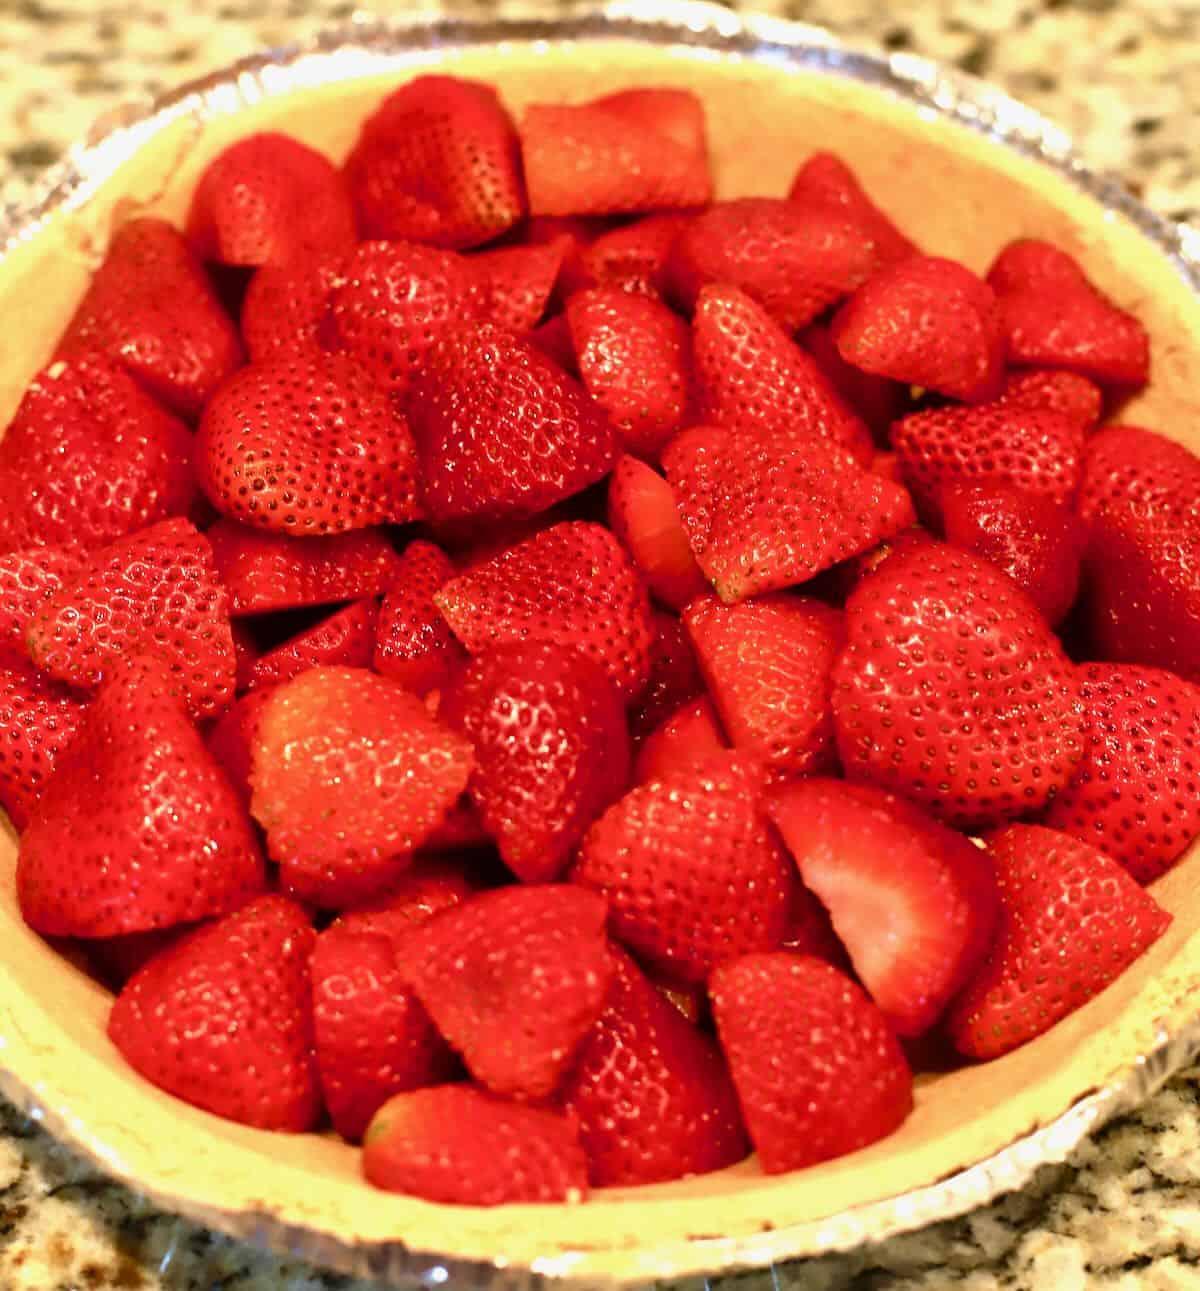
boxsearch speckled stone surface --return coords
[3,1,1200,1288]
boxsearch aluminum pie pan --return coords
[0,2,1199,1287]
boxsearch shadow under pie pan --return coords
[3,1,1200,1285]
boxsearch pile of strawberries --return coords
[0,70,1195,1209]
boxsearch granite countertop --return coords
[3,1,1200,1288]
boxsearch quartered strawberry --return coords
[832,541,1086,827]
[832,255,1004,402]
[400,885,614,1098]
[407,322,616,538]
[57,217,243,419]
[998,367,1103,431]
[0,658,88,831]
[363,1085,587,1205]
[987,239,1149,389]
[373,540,466,697]
[240,248,346,362]
[662,423,916,602]
[627,608,705,740]
[787,151,918,268]
[204,685,273,806]
[633,694,727,786]
[344,74,525,248]
[0,544,87,663]
[468,239,567,333]
[768,778,998,1035]
[710,952,912,1172]
[578,212,692,297]
[243,599,379,693]
[1040,664,1200,883]
[692,285,874,463]
[250,666,474,906]
[798,321,908,445]
[573,752,795,982]
[18,654,265,937]
[108,894,319,1129]
[558,946,748,1185]
[941,483,1085,627]
[607,455,707,611]
[521,88,711,217]
[197,353,422,534]
[27,518,236,719]
[946,824,1170,1059]
[207,519,402,615]
[567,287,692,459]
[685,593,843,780]
[667,197,878,330]
[187,132,357,267]
[435,522,655,699]
[1078,423,1200,524]
[0,353,195,553]
[441,642,630,883]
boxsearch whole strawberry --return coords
[243,600,379,693]
[373,540,466,697]
[634,695,727,786]
[0,658,88,831]
[0,544,88,664]
[787,151,918,267]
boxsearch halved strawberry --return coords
[633,695,727,786]
[628,608,705,740]
[468,239,567,333]
[240,249,346,361]
[373,540,466,697]
[787,151,918,268]
[243,599,379,693]
[108,894,319,1129]
[946,824,1170,1058]
[798,321,908,445]
[998,367,1103,431]
[1078,423,1200,523]
[578,212,692,297]
[0,659,88,831]
[0,544,87,663]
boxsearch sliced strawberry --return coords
[998,367,1103,431]
[18,654,265,937]
[27,518,236,719]
[685,593,843,779]
[0,353,195,553]
[207,519,402,615]
[187,132,356,267]
[400,885,613,1098]
[204,685,273,806]
[468,239,567,333]
[832,540,1086,827]
[0,659,88,831]
[578,212,692,297]
[662,424,916,602]
[243,599,379,693]
[1078,423,1200,523]
[240,249,346,362]
[573,752,795,982]
[832,255,1004,403]
[946,824,1170,1058]
[57,217,243,419]
[780,881,851,969]
[768,778,998,1035]
[710,952,912,1172]
[628,608,705,740]
[344,75,525,248]
[787,151,918,268]
[798,321,908,445]
[363,1085,587,1204]
[435,521,654,699]
[0,544,88,663]
[559,946,748,1185]
[250,666,474,906]
[108,894,319,1129]
[633,695,727,786]
[373,540,466,697]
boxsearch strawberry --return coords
[529,314,578,373]
[196,353,422,534]
[204,685,273,806]
[27,518,236,719]
[521,89,710,217]
[108,894,320,1129]
[18,654,265,937]
[441,642,630,883]
[780,881,851,969]
[945,824,1170,1059]
[363,1085,587,1205]
[787,151,918,268]
[373,540,466,697]
[240,248,345,362]
[798,321,908,444]
[206,519,402,615]
[57,217,243,419]
[662,424,916,603]
[435,522,655,699]
[941,483,1085,627]
[0,353,195,553]
[691,285,874,463]
[334,856,474,934]
[558,946,748,1185]
[567,287,692,459]
[572,752,795,982]
[468,239,567,333]
[987,239,1149,389]
[578,212,692,297]
[633,695,727,785]
[768,778,998,1034]
[890,401,1085,526]
[250,666,474,906]
[832,540,1086,827]
[243,599,379,693]
[344,75,525,248]
[187,132,357,267]
[831,255,1004,402]
[1040,664,1200,883]
[399,885,614,1098]
[684,593,843,779]
[710,952,912,1172]
[628,608,705,740]
[406,323,617,537]
[667,198,878,330]
[1078,424,1200,524]
[607,456,707,611]
[87,925,187,991]
[0,544,87,663]
[311,923,457,1141]
[516,215,606,303]
[231,619,260,690]
[997,367,1103,431]
[0,659,88,831]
